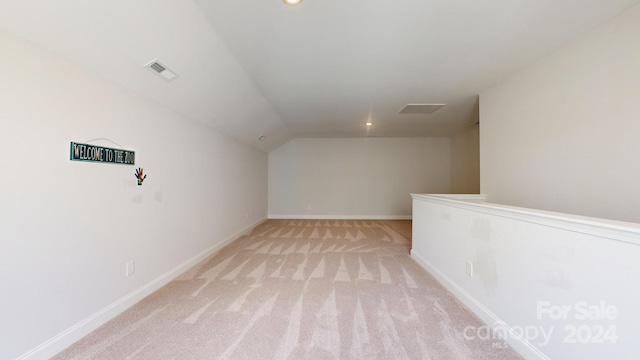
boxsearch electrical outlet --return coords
[126,261,135,277]
[466,261,473,277]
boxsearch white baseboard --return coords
[268,214,412,220]
[410,249,549,360]
[18,218,266,360]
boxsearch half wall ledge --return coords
[410,193,640,360]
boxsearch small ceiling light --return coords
[258,135,266,141]
[365,122,372,126]
[283,0,302,5]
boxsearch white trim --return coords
[268,214,412,220]
[411,194,640,245]
[410,250,549,360]
[18,218,267,360]
[417,193,488,201]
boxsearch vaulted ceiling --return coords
[1,0,638,151]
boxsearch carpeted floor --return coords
[54,219,522,359]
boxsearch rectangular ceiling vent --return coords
[398,103,445,115]
[144,59,179,82]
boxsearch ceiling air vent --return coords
[398,104,445,115]
[144,59,179,82]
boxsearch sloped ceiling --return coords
[0,0,638,152]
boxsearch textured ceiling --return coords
[0,0,638,152]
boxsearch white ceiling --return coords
[0,0,638,152]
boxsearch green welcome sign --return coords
[70,142,135,165]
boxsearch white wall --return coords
[268,137,451,218]
[411,194,640,359]
[451,125,480,194]
[0,29,267,359]
[479,4,640,223]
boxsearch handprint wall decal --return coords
[135,167,147,186]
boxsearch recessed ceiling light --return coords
[283,0,302,5]
[258,135,266,141]
[365,122,372,126]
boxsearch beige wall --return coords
[450,125,480,194]
[0,29,267,359]
[479,4,640,223]
[268,137,451,218]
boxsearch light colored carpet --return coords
[54,219,522,359]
